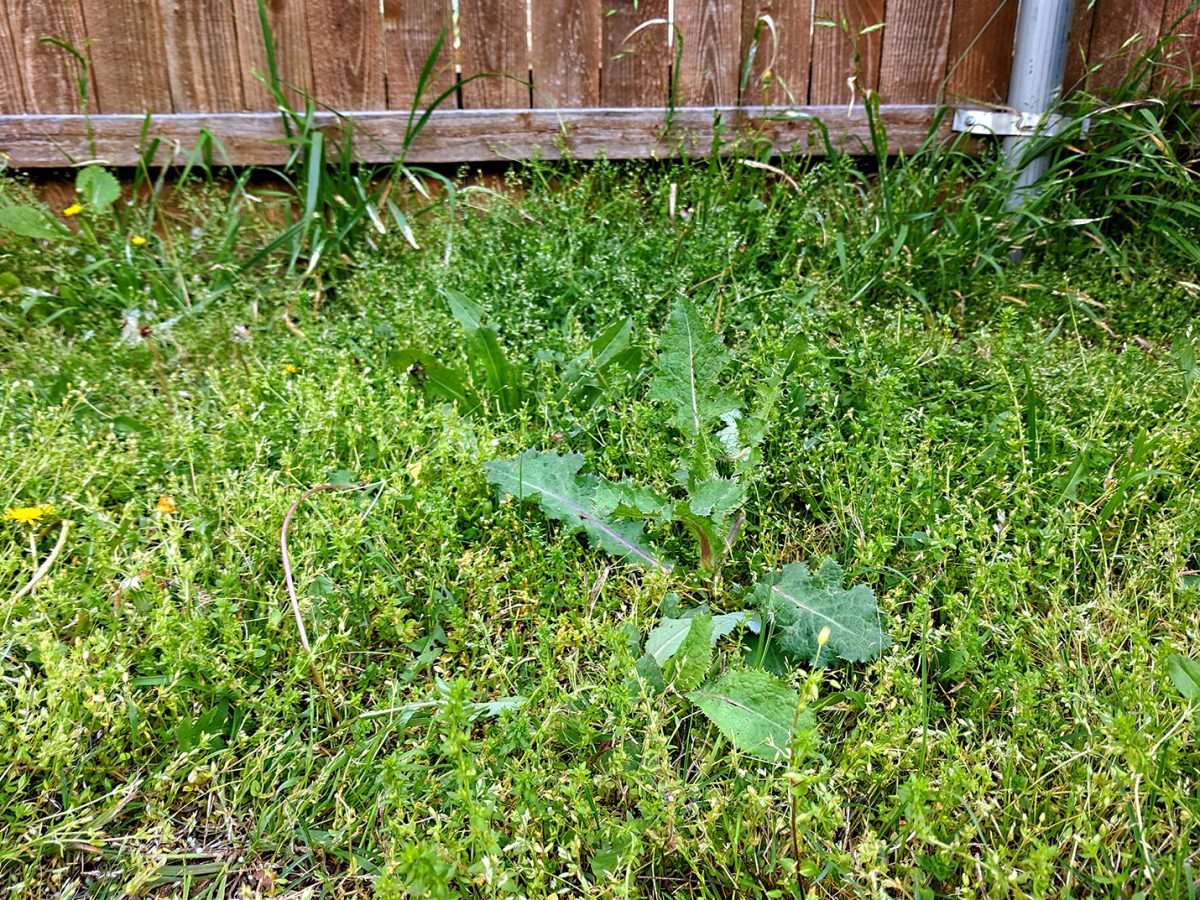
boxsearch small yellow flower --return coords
[130,235,147,246]
[283,364,299,375]
[405,459,424,483]
[63,203,82,217]
[155,495,178,515]
[817,626,831,647]
[3,504,53,525]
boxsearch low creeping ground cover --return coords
[1,123,1200,896]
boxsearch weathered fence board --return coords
[159,0,244,112]
[307,1,386,109]
[231,0,314,109]
[0,105,948,165]
[458,0,529,108]
[78,0,173,114]
[6,0,92,114]
[0,12,23,116]
[742,0,812,107]
[0,0,1190,165]
[382,0,455,111]
[531,0,601,108]
[945,0,1019,104]
[877,0,954,104]
[599,0,669,107]
[809,0,883,105]
[676,0,744,105]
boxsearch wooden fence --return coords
[0,0,1197,166]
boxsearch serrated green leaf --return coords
[689,668,807,762]
[650,297,738,440]
[750,558,891,664]
[664,613,712,691]
[76,165,121,213]
[595,480,672,523]
[644,617,692,664]
[0,205,70,240]
[484,450,670,572]
[1167,652,1200,702]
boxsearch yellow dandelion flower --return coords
[3,504,53,525]
[283,364,299,375]
[130,235,147,246]
[63,203,82,217]
[155,495,178,515]
[817,626,831,647]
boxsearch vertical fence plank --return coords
[809,0,884,105]
[945,0,1018,105]
[7,0,93,114]
[159,0,243,111]
[78,0,173,113]
[382,0,455,111]
[531,0,602,108]
[675,0,744,106]
[0,10,25,114]
[1158,0,1200,86]
[231,0,314,110]
[1063,0,1094,91]
[458,0,530,107]
[600,0,669,106]
[742,0,812,106]
[1085,0,1169,92]
[307,0,385,109]
[876,0,953,103]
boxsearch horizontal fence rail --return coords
[0,0,1197,166]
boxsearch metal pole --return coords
[1004,0,1076,209]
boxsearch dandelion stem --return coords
[144,332,175,413]
[7,520,70,620]
[280,481,384,719]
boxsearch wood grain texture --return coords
[944,0,1018,105]
[231,0,314,110]
[742,0,812,106]
[307,0,385,109]
[382,0,455,111]
[0,105,948,165]
[159,0,243,111]
[531,0,602,108]
[458,0,530,108]
[675,0,743,106]
[7,0,93,114]
[1063,0,1095,92]
[1084,0,1168,92]
[600,0,669,106]
[876,0,953,104]
[78,0,173,113]
[0,9,28,115]
[1158,0,1200,86]
[809,0,884,105]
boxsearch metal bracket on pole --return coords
[952,108,1066,138]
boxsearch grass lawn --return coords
[2,114,1200,897]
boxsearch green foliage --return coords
[0,203,69,240]
[750,559,893,665]
[1167,652,1200,702]
[482,450,669,572]
[649,294,738,475]
[75,165,121,214]
[688,669,812,762]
